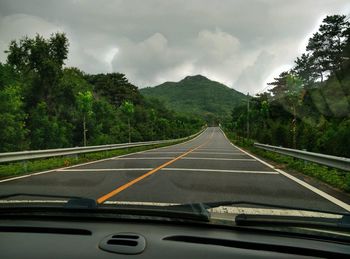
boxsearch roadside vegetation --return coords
[224,130,350,193]
[0,34,204,153]
[226,15,350,158]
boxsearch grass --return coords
[224,130,350,193]
[0,140,185,180]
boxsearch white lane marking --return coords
[275,169,350,211]
[136,151,245,155]
[232,144,276,169]
[219,128,350,212]
[161,168,278,174]
[196,149,237,152]
[141,151,183,154]
[191,152,244,155]
[112,157,175,160]
[181,157,255,161]
[103,201,341,218]
[0,128,209,183]
[57,168,153,172]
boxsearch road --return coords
[0,127,348,212]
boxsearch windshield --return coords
[0,0,350,229]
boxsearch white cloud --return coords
[195,28,240,62]
[0,14,62,61]
[0,0,349,93]
[112,33,189,86]
[234,51,275,94]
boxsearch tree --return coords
[1,33,204,152]
[6,33,69,111]
[86,73,142,107]
[0,85,28,151]
[306,15,350,81]
[285,75,304,148]
[293,53,318,85]
[120,101,135,143]
[260,100,269,130]
[77,91,93,146]
[29,102,71,149]
[267,71,290,99]
[318,15,349,72]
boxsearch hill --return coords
[140,75,247,124]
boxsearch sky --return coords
[0,0,349,94]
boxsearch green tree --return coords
[77,91,93,146]
[283,75,304,148]
[6,33,69,111]
[267,71,290,100]
[86,73,142,107]
[293,53,318,85]
[29,102,71,149]
[120,101,135,143]
[306,15,350,81]
[0,85,28,151]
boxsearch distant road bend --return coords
[0,127,349,212]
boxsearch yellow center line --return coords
[97,130,214,204]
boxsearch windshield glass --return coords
[0,0,349,227]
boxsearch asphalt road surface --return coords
[0,127,348,212]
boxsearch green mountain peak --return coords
[140,75,247,123]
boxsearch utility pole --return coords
[247,92,250,139]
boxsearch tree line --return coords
[0,33,204,152]
[228,15,350,157]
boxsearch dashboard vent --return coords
[99,233,146,254]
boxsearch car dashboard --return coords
[1,217,350,258]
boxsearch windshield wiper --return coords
[183,200,350,230]
[0,194,209,221]
[195,200,350,217]
[0,193,97,209]
[235,213,350,230]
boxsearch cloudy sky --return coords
[0,0,349,94]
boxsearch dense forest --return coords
[141,75,247,124]
[228,15,350,157]
[0,34,204,152]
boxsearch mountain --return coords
[140,75,247,123]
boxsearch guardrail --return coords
[254,143,350,171]
[0,129,205,163]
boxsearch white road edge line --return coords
[0,128,208,183]
[161,168,278,174]
[57,168,153,172]
[219,128,350,212]
[275,168,350,211]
